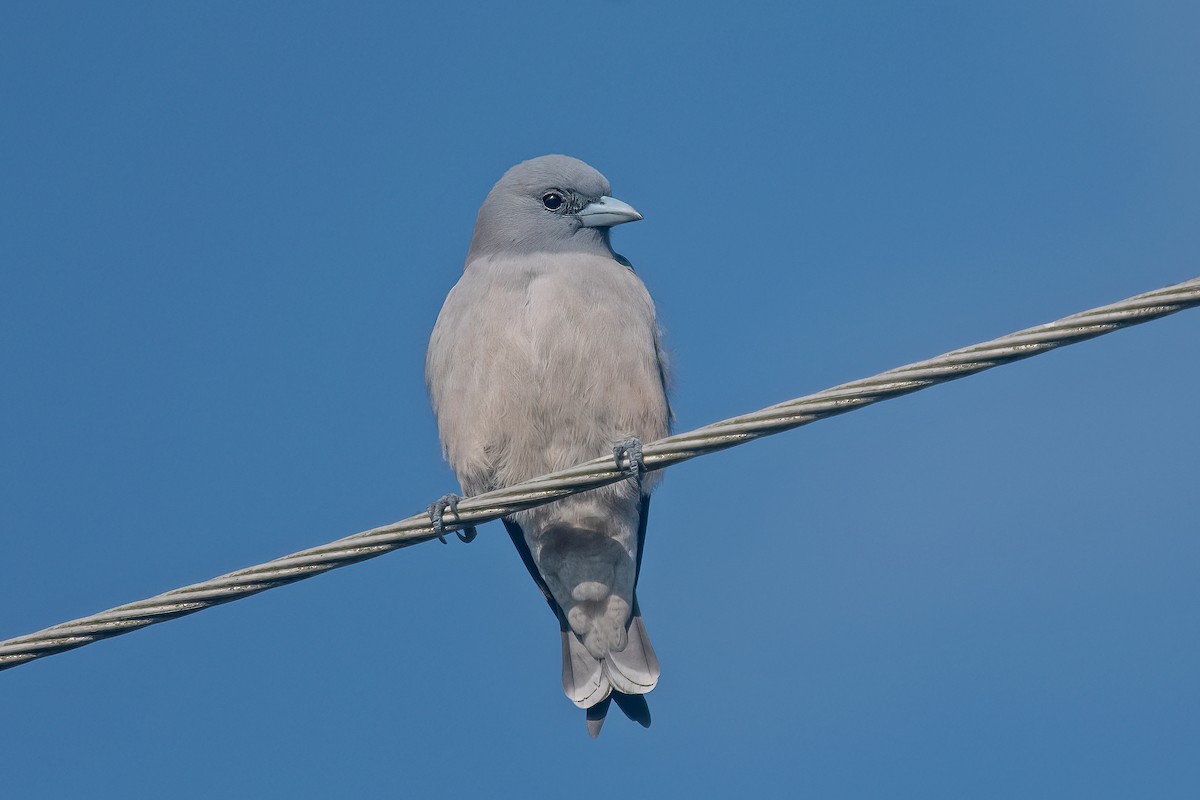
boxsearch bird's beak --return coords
[578,195,643,228]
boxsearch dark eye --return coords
[541,191,564,211]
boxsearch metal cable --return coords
[2,276,1198,671]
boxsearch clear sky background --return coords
[2,2,1197,797]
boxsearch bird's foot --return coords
[613,437,646,488]
[427,494,477,544]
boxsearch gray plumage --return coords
[426,155,670,736]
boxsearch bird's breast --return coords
[432,252,667,488]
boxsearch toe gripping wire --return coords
[428,494,477,544]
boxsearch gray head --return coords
[467,155,642,262]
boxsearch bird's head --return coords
[467,154,642,261]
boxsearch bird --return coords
[425,155,671,737]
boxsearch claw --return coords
[613,437,646,488]
[428,494,477,544]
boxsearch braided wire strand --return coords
[2,276,1197,671]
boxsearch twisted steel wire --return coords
[2,276,1197,672]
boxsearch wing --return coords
[501,516,568,631]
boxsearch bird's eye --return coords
[542,191,565,211]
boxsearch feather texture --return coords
[426,156,669,735]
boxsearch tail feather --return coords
[604,614,660,695]
[562,611,660,737]
[562,630,610,707]
[612,692,651,728]
[583,690,651,737]
[585,697,612,738]
[579,687,653,737]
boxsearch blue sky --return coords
[2,2,1197,797]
